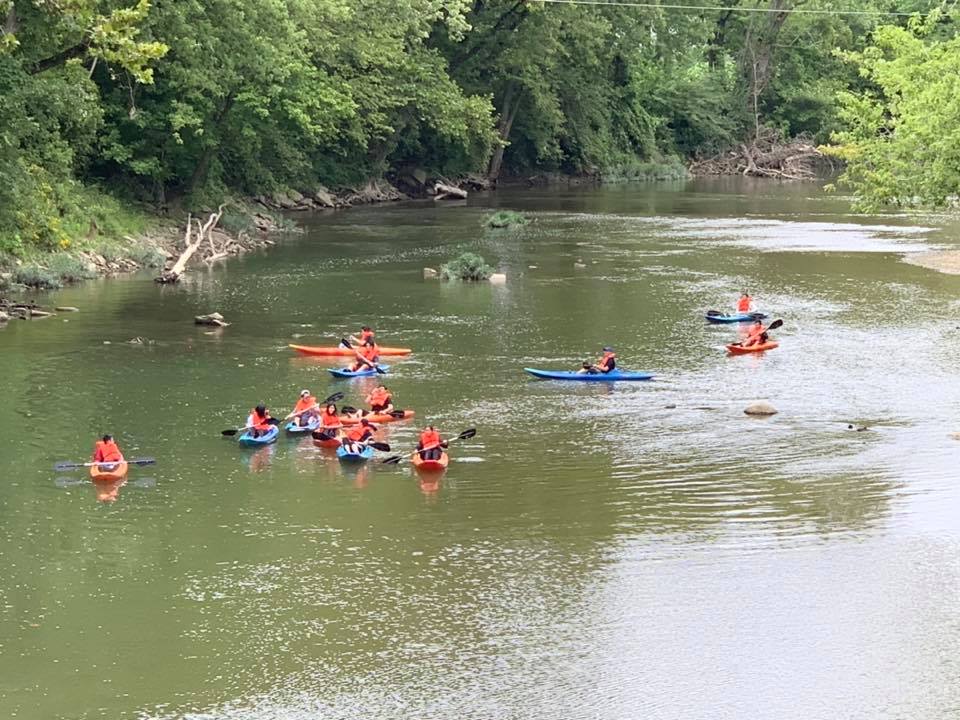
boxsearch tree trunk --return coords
[707,4,737,69]
[187,94,235,197]
[738,0,793,131]
[3,5,18,36]
[488,82,522,181]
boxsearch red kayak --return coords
[313,435,342,449]
[290,344,412,357]
[726,341,779,354]
[412,452,449,473]
[340,410,415,426]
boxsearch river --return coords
[2,178,959,719]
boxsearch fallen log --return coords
[156,207,224,283]
[433,182,468,201]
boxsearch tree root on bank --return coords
[689,128,823,180]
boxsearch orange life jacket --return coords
[321,412,342,429]
[599,352,616,371]
[745,324,767,345]
[367,387,391,407]
[94,440,123,463]
[293,396,317,414]
[419,429,442,451]
[737,296,753,312]
[361,343,379,362]
[346,424,372,442]
[249,408,271,430]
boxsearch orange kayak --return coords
[340,410,415,426]
[290,344,412,357]
[727,341,779,354]
[89,462,129,482]
[412,452,449,473]
[312,435,342,449]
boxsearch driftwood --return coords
[156,206,224,283]
[433,182,468,201]
[690,127,822,180]
[194,312,230,327]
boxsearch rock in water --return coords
[423,268,438,279]
[744,401,778,416]
[55,306,79,312]
[489,273,507,285]
[195,312,230,327]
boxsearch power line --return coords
[537,0,933,17]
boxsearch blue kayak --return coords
[328,364,391,378]
[284,417,320,435]
[524,368,654,382]
[336,444,374,462]
[705,312,768,324]
[238,425,279,446]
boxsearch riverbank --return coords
[903,250,960,275]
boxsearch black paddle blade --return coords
[706,309,722,316]
[767,319,784,331]
[266,417,281,426]
[388,410,406,418]
[375,366,387,374]
[53,461,81,472]
[369,442,391,452]
[341,406,358,415]
[322,391,344,405]
[457,428,477,440]
[221,429,239,436]
[129,457,157,466]
[340,337,352,349]
[381,455,403,465]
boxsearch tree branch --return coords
[30,40,91,74]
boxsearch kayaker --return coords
[349,326,375,346]
[314,403,343,441]
[742,320,769,348]
[342,418,376,453]
[286,390,319,426]
[736,292,755,313]
[417,425,447,461]
[366,385,393,414]
[577,347,616,374]
[92,434,124,466]
[348,338,380,372]
[245,404,274,438]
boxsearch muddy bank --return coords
[903,250,960,275]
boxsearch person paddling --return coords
[577,346,616,374]
[742,320,770,348]
[342,418,376,454]
[417,425,447,461]
[245,404,274,438]
[286,389,319,427]
[349,326,375,346]
[93,434,124,467]
[736,292,755,314]
[314,403,343,441]
[348,337,381,372]
[366,385,393,414]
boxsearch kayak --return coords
[285,416,320,435]
[238,425,280,446]
[290,344,412,357]
[329,364,391,378]
[524,368,654,382]
[89,461,129,482]
[336,444,374,462]
[726,341,780,354]
[340,410,415,426]
[312,434,342,449]
[412,452,449,473]
[705,312,768,324]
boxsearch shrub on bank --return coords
[487,210,527,229]
[129,243,168,268]
[440,252,494,281]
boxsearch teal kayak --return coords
[705,311,767,324]
[336,444,374,462]
[284,417,320,435]
[238,425,279,446]
[524,368,654,382]
[329,364,391,378]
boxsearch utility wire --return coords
[537,0,935,17]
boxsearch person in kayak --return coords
[349,326,375,346]
[577,347,616,374]
[366,385,393,414]
[286,390,319,427]
[313,403,343,441]
[741,320,769,348]
[246,404,274,438]
[93,434,124,467]
[342,418,376,454]
[736,292,755,313]
[417,425,447,461]
[348,338,380,372]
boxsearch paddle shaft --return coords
[340,339,386,373]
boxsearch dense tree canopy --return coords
[0,0,949,253]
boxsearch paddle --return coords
[381,428,477,465]
[54,457,156,472]
[728,318,783,347]
[339,338,388,374]
[341,406,405,419]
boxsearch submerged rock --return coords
[423,267,438,279]
[744,401,778,416]
[195,312,230,327]
[489,273,507,285]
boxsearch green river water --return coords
[2,178,960,719]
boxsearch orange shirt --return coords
[321,412,342,429]
[419,429,442,450]
[737,296,753,312]
[93,440,123,463]
[293,396,317,414]
[248,408,271,430]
